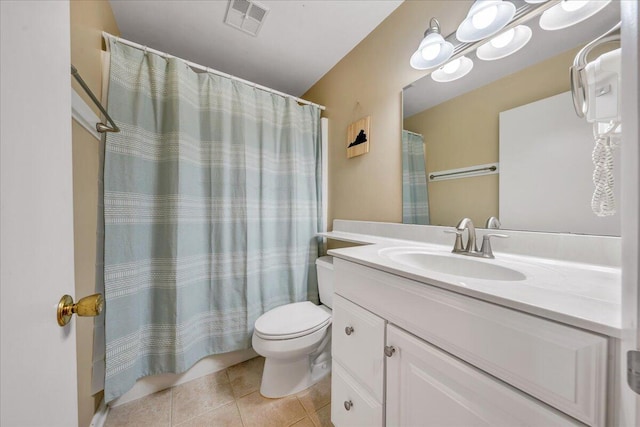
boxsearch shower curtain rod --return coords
[403,130,423,138]
[102,32,326,111]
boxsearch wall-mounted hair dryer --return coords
[570,22,621,217]
[570,24,621,124]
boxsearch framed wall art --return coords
[347,116,370,158]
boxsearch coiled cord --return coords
[591,121,620,216]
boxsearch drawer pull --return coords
[384,345,397,357]
[344,400,353,411]
[344,326,354,335]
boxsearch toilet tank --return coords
[315,256,334,309]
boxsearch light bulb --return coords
[432,56,473,82]
[442,59,462,74]
[560,0,588,12]
[421,43,441,61]
[490,28,515,48]
[471,5,498,29]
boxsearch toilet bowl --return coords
[252,256,334,398]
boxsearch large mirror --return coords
[402,0,620,236]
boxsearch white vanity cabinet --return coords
[331,257,610,427]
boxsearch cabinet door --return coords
[386,325,581,427]
[332,294,385,401]
[332,362,383,427]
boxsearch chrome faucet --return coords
[445,217,509,259]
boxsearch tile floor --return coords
[105,356,332,427]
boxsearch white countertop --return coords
[320,231,622,338]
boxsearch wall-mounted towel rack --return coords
[71,65,119,133]
[428,163,499,182]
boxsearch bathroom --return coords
[1,0,639,426]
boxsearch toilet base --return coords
[259,352,331,398]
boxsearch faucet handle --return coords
[480,233,509,258]
[485,216,501,229]
[444,229,464,253]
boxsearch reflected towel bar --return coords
[71,65,119,133]
[430,165,497,181]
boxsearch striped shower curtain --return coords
[402,130,430,224]
[102,39,322,402]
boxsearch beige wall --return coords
[70,1,119,426]
[304,1,473,227]
[403,47,578,226]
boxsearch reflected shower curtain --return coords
[103,39,322,402]
[402,130,430,224]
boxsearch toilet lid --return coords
[255,301,331,340]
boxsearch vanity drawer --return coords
[332,361,383,427]
[335,258,608,426]
[332,294,385,402]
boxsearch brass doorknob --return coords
[57,293,104,326]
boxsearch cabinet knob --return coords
[344,326,354,336]
[344,400,353,411]
[384,345,397,357]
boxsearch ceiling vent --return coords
[224,0,269,37]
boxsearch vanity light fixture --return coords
[456,0,516,43]
[410,18,454,70]
[476,25,533,61]
[539,0,611,31]
[431,56,474,82]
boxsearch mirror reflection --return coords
[402,0,620,236]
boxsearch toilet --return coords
[252,256,334,398]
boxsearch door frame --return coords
[620,0,640,423]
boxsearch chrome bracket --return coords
[627,350,640,395]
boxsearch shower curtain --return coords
[102,39,322,402]
[402,130,430,224]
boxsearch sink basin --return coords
[380,248,526,282]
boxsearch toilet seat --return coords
[255,301,331,340]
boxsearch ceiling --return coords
[109,0,403,97]
[403,1,621,117]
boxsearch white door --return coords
[0,1,79,426]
